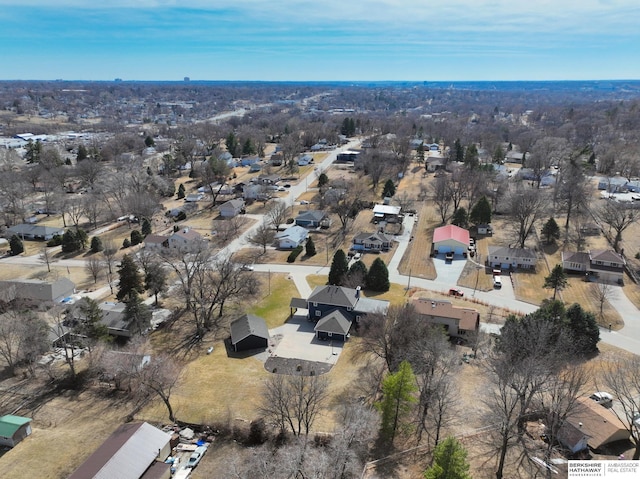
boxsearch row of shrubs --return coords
[287,245,303,263]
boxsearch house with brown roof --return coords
[412,297,480,338]
[143,234,168,251]
[561,397,629,451]
[562,249,625,283]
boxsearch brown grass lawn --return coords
[397,203,437,280]
[0,388,138,479]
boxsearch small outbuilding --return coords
[0,415,32,448]
[230,314,270,352]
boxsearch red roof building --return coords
[432,225,470,255]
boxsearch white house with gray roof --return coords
[488,246,537,270]
[275,225,308,249]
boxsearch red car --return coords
[449,288,464,297]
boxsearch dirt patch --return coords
[264,357,333,376]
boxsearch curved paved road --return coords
[2,140,639,355]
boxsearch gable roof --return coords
[488,246,537,259]
[69,422,171,479]
[170,227,201,241]
[433,225,469,245]
[354,232,394,244]
[296,210,326,222]
[308,285,359,309]
[220,198,245,210]
[412,298,480,331]
[275,225,308,243]
[143,234,168,245]
[0,415,31,438]
[6,224,64,237]
[230,314,269,346]
[565,397,629,450]
[562,251,591,266]
[590,249,624,264]
[315,310,351,335]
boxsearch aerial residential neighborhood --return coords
[1,79,640,479]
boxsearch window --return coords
[327,332,332,337]
[313,302,318,307]
[355,315,362,323]
[315,310,321,317]
[347,307,352,311]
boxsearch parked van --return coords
[493,276,502,288]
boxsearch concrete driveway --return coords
[433,254,467,286]
[268,312,343,365]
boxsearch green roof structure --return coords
[0,415,31,437]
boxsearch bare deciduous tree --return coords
[596,200,639,252]
[265,200,289,229]
[508,187,548,248]
[85,255,105,284]
[260,372,329,437]
[247,221,275,254]
[602,356,640,459]
[39,246,55,273]
[431,174,453,223]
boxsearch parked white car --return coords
[589,391,613,407]
[187,445,208,468]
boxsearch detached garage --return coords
[0,415,32,448]
[230,314,270,352]
[432,225,470,256]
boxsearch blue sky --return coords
[1,0,639,81]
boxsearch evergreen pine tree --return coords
[123,292,152,335]
[376,360,417,442]
[177,183,185,199]
[544,264,568,300]
[328,249,349,285]
[76,144,88,162]
[424,437,472,479]
[90,236,103,253]
[469,196,492,226]
[9,235,24,255]
[305,236,317,257]
[117,254,144,302]
[130,229,143,246]
[382,179,396,198]
[366,257,390,292]
[141,218,152,237]
[451,207,468,228]
[541,217,561,244]
[61,229,81,253]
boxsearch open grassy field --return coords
[397,203,437,280]
[249,273,299,328]
[0,382,138,479]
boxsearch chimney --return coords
[432,301,436,308]
[355,286,361,299]
[183,227,189,233]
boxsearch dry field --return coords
[397,202,438,280]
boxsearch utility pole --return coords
[405,268,411,294]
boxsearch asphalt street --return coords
[2,137,638,355]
